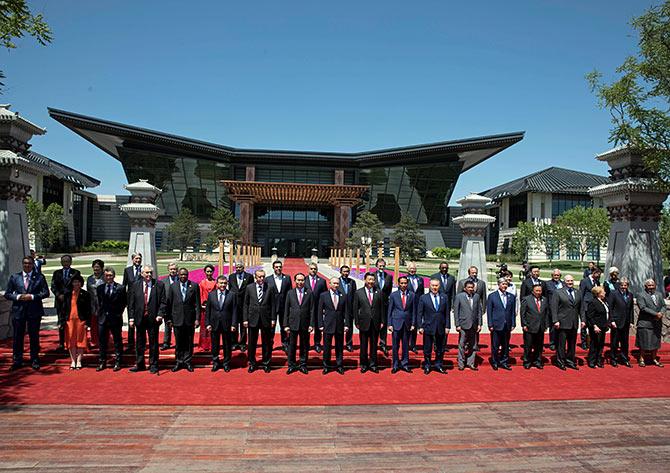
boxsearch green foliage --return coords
[346,210,384,249]
[26,198,64,254]
[209,207,242,242]
[535,221,571,264]
[587,1,670,184]
[557,206,610,263]
[391,212,426,263]
[661,206,670,264]
[165,208,201,261]
[511,221,537,260]
[431,247,461,260]
[80,240,129,253]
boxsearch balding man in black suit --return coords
[243,270,276,373]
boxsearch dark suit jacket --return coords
[586,299,609,331]
[550,287,582,330]
[228,271,254,316]
[122,265,143,291]
[4,271,50,319]
[486,290,516,331]
[430,272,456,308]
[520,295,548,334]
[283,288,314,331]
[374,271,394,303]
[352,286,384,332]
[406,274,425,312]
[387,290,415,331]
[127,278,166,326]
[545,279,564,302]
[51,267,81,313]
[266,273,292,317]
[96,283,127,325]
[579,276,600,316]
[607,289,633,327]
[205,289,237,331]
[166,280,200,326]
[339,276,357,311]
[243,282,276,328]
[306,274,328,323]
[417,292,449,335]
[520,277,547,299]
[317,290,348,334]
[60,289,92,325]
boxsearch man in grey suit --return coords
[636,279,667,367]
[457,266,487,352]
[551,274,583,370]
[453,280,482,370]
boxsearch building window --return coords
[508,194,528,228]
[551,194,592,218]
[99,204,112,211]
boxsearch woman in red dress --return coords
[60,275,91,369]
[198,264,217,351]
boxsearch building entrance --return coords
[254,206,333,257]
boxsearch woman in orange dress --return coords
[60,275,91,370]
[198,264,217,352]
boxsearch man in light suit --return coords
[306,262,328,353]
[636,279,667,367]
[122,252,143,352]
[374,258,394,353]
[51,254,81,352]
[160,262,179,350]
[352,272,384,373]
[266,260,292,352]
[243,269,276,373]
[317,277,349,375]
[551,274,583,370]
[5,256,50,371]
[487,278,517,371]
[96,267,127,371]
[387,276,415,373]
[417,279,450,374]
[339,264,357,352]
[165,268,200,372]
[228,261,254,352]
[520,283,548,369]
[457,265,488,352]
[283,272,314,374]
[205,275,237,372]
[454,280,482,370]
[606,277,633,367]
[406,261,425,353]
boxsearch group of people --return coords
[5,254,667,375]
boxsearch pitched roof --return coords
[480,167,610,201]
[26,151,100,188]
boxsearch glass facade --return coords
[254,205,333,257]
[508,193,528,228]
[551,194,592,218]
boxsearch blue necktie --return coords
[181,284,187,301]
[433,295,439,311]
[218,291,224,309]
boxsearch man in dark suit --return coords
[457,266,488,352]
[520,265,547,299]
[317,277,349,375]
[406,261,425,353]
[339,264,357,352]
[160,262,179,350]
[430,261,456,308]
[387,276,415,374]
[243,269,276,373]
[544,269,564,351]
[352,272,384,373]
[228,261,253,352]
[122,253,143,352]
[51,254,81,351]
[306,262,327,353]
[579,267,602,350]
[267,260,292,351]
[127,265,166,374]
[283,272,314,374]
[520,283,548,369]
[205,275,237,372]
[486,278,517,370]
[417,278,450,374]
[96,267,127,371]
[453,280,482,370]
[5,256,50,371]
[582,261,596,280]
[165,268,200,372]
[551,274,583,370]
[374,258,393,353]
[607,277,633,367]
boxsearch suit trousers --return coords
[345,316,354,348]
[313,320,322,348]
[457,328,477,368]
[490,329,511,367]
[173,325,195,366]
[211,327,233,366]
[587,327,606,366]
[12,316,41,363]
[277,314,289,348]
[135,321,160,368]
[127,322,136,350]
[288,328,310,368]
[609,325,630,361]
[379,317,388,349]
[248,326,273,367]
[580,325,588,346]
[162,322,173,346]
[359,325,380,368]
[422,331,445,369]
[323,331,344,369]
[557,328,577,366]
[409,327,418,350]
[548,325,557,348]
[391,326,410,369]
[522,330,543,365]
[235,320,247,347]
[58,323,65,347]
[98,321,123,363]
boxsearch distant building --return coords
[480,167,610,261]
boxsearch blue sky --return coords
[2,0,661,201]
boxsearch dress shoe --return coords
[240,345,247,353]
[468,365,478,371]
[549,344,556,351]
[557,363,566,371]
[31,360,40,371]
[491,364,498,371]
[622,360,631,368]
[653,359,664,368]
[287,367,297,375]
[580,342,587,350]
[401,367,412,373]
[171,365,181,372]
[382,347,389,356]
[149,366,159,374]
[337,367,344,375]
[411,347,419,354]
[596,362,604,369]
[211,363,220,372]
[345,344,353,352]
[391,367,399,374]
[263,366,271,373]
[458,366,465,371]
[423,367,430,375]
[96,363,106,372]
[232,344,240,351]
[186,364,194,372]
[534,363,544,370]
[588,363,596,369]
[248,365,256,373]
[322,368,329,375]
[314,344,322,354]
[566,363,579,371]
[360,366,369,374]
[129,365,145,373]
[160,343,170,351]
[369,367,379,374]
[299,366,308,374]
[436,367,447,375]
[638,359,646,367]
[610,359,618,367]
[500,364,512,371]
[223,364,230,372]
[9,362,22,371]
[523,364,531,370]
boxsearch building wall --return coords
[90,195,131,242]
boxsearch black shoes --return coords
[492,364,498,371]
[401,367,412,374]
[287,367,297,375]
[299,366,308,375]
[248,365,256,373]
[129,365,145,373]
[149,366,159,374]
[423,367,430,375]
[369,366,379,374]
[622,360,632,368]
[391,367,399,374]
[185,364,194,372]
[588,363,596,369]
[360,366,369,374]
[113,362,122,372]
[533,363,544,370]
[468,365,478,371]
[9,362,21,371]
[523,364,531,370]
[171,365,181,372]
[96,363,106,372]
[31,360,40,371]
[566,363,579,371]
[610,359,618,367]
[211,363,220,372]
[314,344,323,354]
[556,363,566,371]
[337,367,345,375]
[436,367,447,375]
[160,343,170,351]
[500,364,512,371]
[263,366,271,373]
[322,368,329,375]
[345,344,354,352]
[223,364,231,372]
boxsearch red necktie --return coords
[298,289,303,305]
[143,283,149,317]
[401,292,406,310]
[368,290,373,305]
[311,277,316,290]
[535,298,541,311]
[24,274,29,290]
[332,293,338,308]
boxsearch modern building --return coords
[49,108,524,257]
[0,105,100,249]
[480,166,611,261]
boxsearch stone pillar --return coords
[238,198,254,243]
[452,193,496,282]
[589,148,669,295]
[119,180,162,274]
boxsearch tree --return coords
[346,210,384,263]
[586,1,670,184]
[511,221,537,261]
[391,212,426,263]
[26,197,64,254]
[165,208,200,261]
[208,207,242,261]
[534,221,570,265]
[557,206,610,265]
[660,206,670,264]
[0,1,52,92]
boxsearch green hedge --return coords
[431,247,460,260]
[81,240,129,252]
